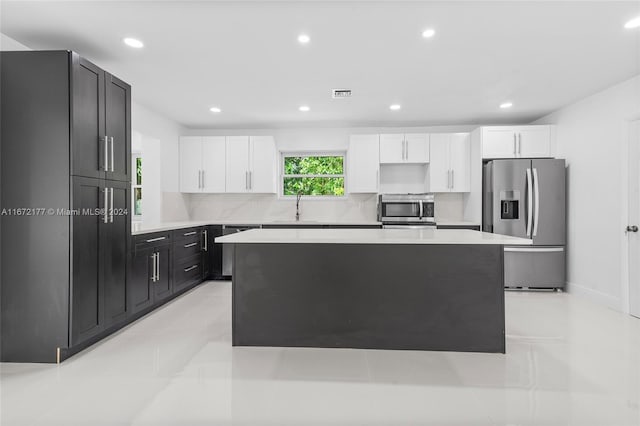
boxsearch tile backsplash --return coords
[187,193,378,222]
[175,192,464,223]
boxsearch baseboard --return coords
[566,281,622,312]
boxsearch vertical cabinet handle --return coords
[405,140,408,160]
[202,229,208,251]
[156,252,160,282]
[245,171,248,190]
[202,170,206,189]
[249,171,252,190]
[150,253,157,282]
[104,135,109,171]
[513,133,517,155]
[103,188,109,223]
[109,188,114,223]
[110,137,115,172]
[451,170,454,190]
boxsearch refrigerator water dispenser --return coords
[499,191,519,220]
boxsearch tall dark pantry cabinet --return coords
[1,51,131,362]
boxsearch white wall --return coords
[0,33,30,50]
[534,75,640,311]
[131,102,190,222]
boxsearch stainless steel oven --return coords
[378,193,436,227]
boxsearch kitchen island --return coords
[216,228,531,353]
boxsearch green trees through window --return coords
[133,156,142,216]
[283,155,345,196]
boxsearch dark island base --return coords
[233,243,505,353]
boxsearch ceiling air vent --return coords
[332,89,352,99]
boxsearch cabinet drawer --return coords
[133,231,172,252]
[173,234,202,261]
[174,255,202,292]
[172,227,202,241]
[504,247,565,288]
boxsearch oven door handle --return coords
[383,224,436,230]
[418,200,423,220]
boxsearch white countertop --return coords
[131,220,384,235]
[131,220,482,236]
[214,228,532,245]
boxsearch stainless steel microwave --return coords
[377,194,435,224]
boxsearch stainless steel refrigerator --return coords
[483,159,566,289]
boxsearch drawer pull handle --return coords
[184,265,199,272]
[183,231,197,236]
[146,237,166,243]
[184,242,197,248]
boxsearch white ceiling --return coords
[1,1,639,129]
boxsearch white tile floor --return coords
[1,281,639,425]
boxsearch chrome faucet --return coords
[296,192,303,222]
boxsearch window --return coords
[282,153,345,197]
[132,154,142,217]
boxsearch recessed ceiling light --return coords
[389,104,401,111]
[500,102,513,109]
[209,107,221,113]
[298,34,310,44]
[624,16,640,29]
[123,37,144,48]
[299,105,310,112]
[422,29,436,38]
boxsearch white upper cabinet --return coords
[226,135,276,193]
[249,136,277,193]
[481,128,518,159]
[179,137,202,193]
[428,133,470,193]
[518,126,553,158]
[448,133,471,192]
[379,134,404,163]
[380,133,429,164]
[179,136,226,193]
[226,136,250,193]
[201,137,226,193]
[404,134,430,163]
[481,125,554,159]
[348,134,380,193]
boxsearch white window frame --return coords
[279,151,347,199]
[132,152,143,219]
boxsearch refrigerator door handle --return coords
[526,168,533,238]
[533,168,540,237]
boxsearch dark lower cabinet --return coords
[130,233,173,315]
[1,51,132,363]
[130,247,155,314]
[104,181,130,327]
[154,245,173,302]
[174,255,203,293]
[70,177,131,346]
[172,227,206,292]
[208,225,224,279]
[71,177,106,346]
[202,227,212,280]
